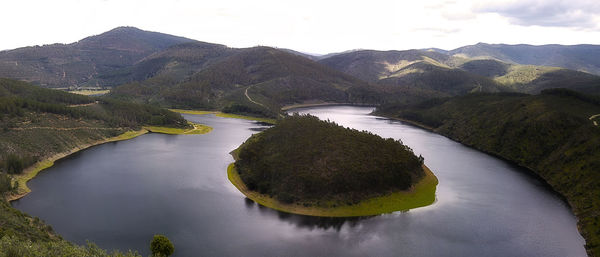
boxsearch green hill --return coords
[231,114,436,216]
[458,59,600,94]
[110,47,381,117]
[0,27,194,88]
[450,43,600,75]
[375,89,600,256]
[0,78,188,182]
[0,78,195,256]
[318,49,509,103]
[318,49,453,82]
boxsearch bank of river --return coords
[12,109,587,257]
[228,163,438,217]
[8,123,212,202]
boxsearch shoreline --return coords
[374,111,592,255]
[227,163,438,217]
[7,129,148,202]
[372,112,436,131]
[281,102,376,111]
[7,122,213,202]
[169,109,277,124]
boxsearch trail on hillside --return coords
[590,114,600,126]
[245,85,267,108]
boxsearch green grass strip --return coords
[144,122,212,135]
[9,129,148,201]
[169,109,277,124]
[227,164,438,217]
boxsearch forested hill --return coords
[0,78,191,255]
[0,27,195,88]
[449,43,600,75]
[235,114,425,204]
[318,49,600,97]
[0,78,187,175]
[110,46,383,118]
[375,89,600,256]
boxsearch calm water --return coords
[12,106,586,257]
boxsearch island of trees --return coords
[230,114,438,216]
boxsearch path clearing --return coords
[590,114,600,126]
[245,85,267,108]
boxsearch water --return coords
[12,106,586,256]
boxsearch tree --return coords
[150,235,174,257]
[5,154,24,174]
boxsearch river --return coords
[12,106,586,256]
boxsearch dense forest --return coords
[375,89,600,256]
[234,114,425,205]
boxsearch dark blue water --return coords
[12,106,586,256]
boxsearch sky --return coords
[2,0,600,54]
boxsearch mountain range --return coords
[1,27,599,116]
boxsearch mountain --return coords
[458,59,600,94]
[110,46,381,117]
[318,49,454,82]
[318,49,507,98]
[374,89,600,256]
[320,49,600,96]
[450,43,600,75]
[99,41,235,86]
[0,27,195,88]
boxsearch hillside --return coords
[231,114,435,216]
[320,49,600,98]
[110,47,381,117]
[0,78,188,182]
[450,43,600,75]
[459,59,600,94]
[318,49,454,82]
[319,50,507,98]
[0,78,193,255]
[375,89,600,256]
[0,27,194,88]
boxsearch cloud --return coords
[475,0,600,29]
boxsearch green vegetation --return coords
[145,122,212,135]
[169,109,277,124]
[150,235,174,257]
[109,47,382,118]
[0,27,194,88]
[0,201,141,257]
[68,89,111,96]
[228,164,437,217]
[375,89,600,256]
[0,78,191,255]
[232,114,435,216]
[449,43,600,75]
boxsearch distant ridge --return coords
[449,43,600,75]
[0,27,195,87]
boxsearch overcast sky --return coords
[2,0,599,54]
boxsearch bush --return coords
[5,154,23,175]
[150,235,174,257]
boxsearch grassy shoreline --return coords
[281,102,375,111]
[227,163,438,217]
[7,129,148,202]
[144,122,213,134]
[169,109,277,124]
[8,122,213,202]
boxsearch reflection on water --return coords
[242,197,369,231]
[12,109,586,257]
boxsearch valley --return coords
[0,25,598,257]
